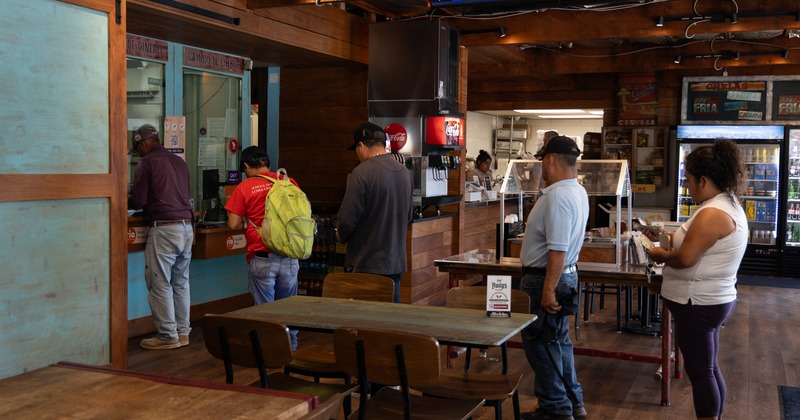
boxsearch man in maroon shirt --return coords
[128,124,194,350]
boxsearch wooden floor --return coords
[127,284,800,419]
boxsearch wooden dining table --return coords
[228,295,537,350]
[0,361,312,418]
[434,249,680,407]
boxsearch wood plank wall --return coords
[462,201,520,253]
[406,216,457,306]
[278,65,369,208]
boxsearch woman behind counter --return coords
[648,140,747,420]
[466,149,494,188]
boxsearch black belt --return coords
[255,251,271,258]
[522,264,577,276]
[151,219,191,227]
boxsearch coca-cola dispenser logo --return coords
[384,123,408,152]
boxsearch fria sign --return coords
[692,96,720,115]
[777,95,800,116]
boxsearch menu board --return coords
[686,80,767,122]
[772,80,800,121]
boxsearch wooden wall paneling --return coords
[462,202,519,253]
[278,66,368,207]
[406,217,456,305]
[127,0,368,67]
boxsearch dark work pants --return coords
[665,298,736,418]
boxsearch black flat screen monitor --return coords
[202,169,221,200]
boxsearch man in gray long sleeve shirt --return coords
[337,122,413,303]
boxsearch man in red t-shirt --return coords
[225,146,301,349]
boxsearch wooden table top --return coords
[228,295,537,347]
[435,248,662,289]
[0,362,311,419]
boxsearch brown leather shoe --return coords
[140,337,181,350]
[179,335,190,347]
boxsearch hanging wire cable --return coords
[684,19,710,39]
[184,77,231,116]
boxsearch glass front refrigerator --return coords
[676,125,785,276]
[783,127,800,276]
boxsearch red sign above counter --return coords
[183,47,245,75]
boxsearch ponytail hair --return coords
[685,139,745,202]
[476,149,492,165]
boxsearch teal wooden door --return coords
[0,0,128,378]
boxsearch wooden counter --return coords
[193,224,247,259]
[126,217,245,259]
[126,216,149,252]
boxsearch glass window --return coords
[183,70,242,216]
[126,58,165,189]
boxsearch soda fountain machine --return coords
[372,115,464,218]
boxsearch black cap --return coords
[347,122,386,150]
[129,124,159,155]
[534,135,582,159]
[239,146,270,172]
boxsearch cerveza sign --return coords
[183,47,245,75]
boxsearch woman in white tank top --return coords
[648,140,747,420]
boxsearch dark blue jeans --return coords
[520,271,584,415]
[665,298,736,418]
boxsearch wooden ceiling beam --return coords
[467,36,799,77]
[247,0,321,9]
[454,0,800,47]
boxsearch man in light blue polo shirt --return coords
[519,136,589,420]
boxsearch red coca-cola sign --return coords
[384,123,408,151]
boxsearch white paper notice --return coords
[208,117,226,139]
[198,138,219,167]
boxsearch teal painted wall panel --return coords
[0,0,109,174]
[128,252,248,319]
[0,199,110,378]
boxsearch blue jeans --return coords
[519,271,584,415]
[144,223,193,341]
[248,253,299,349]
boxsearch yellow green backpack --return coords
[250,169,315,259]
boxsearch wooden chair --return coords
[201,314,356,415]
[285,273,395,381]
[333,327,485,420]
[284,273,395,414]
[298,392,342,420]
[414,285,528,420]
